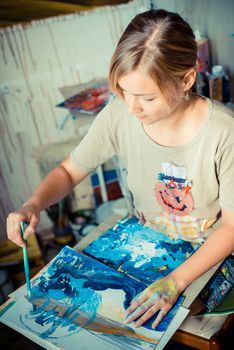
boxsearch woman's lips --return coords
[136,115,147,120]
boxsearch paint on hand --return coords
[125,277,180,329]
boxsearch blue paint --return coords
[158,173,186,183]
[2,218,195,344]
[84,216,200,331]
[84,216,199,284]
[23,246,145,339]
[0,300,16,317]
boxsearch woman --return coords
[7,9,234,329]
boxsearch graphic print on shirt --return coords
[155,162,193,216]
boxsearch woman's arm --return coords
[23,157,89,211]
[125,209,234,328]
[7,157,90,246]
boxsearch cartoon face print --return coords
[155,182,193,216]
[155,162,194,216]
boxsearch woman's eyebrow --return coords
[119,85,157,96]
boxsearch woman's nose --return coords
[127,96,143,115]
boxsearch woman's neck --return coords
[143,96,208,147]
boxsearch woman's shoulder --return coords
[209,98,234,123]
[93,96,127,125]
[102,96,130,127]
[206,99,234,152]
[91,96,131,139]
[97,96,126,119]
[108,96,127,113]
[206,98,234,140]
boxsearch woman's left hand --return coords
[125,276,181,329]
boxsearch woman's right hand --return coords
[7,202,41,247]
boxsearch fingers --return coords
[126,294,169,327]
[23,215,39,240]
[7,209,39,247]
[152,307,170,329]
[124,278,179,329]
[125,298,155,324]
[135,302,162,328]
[125,290,150,316]
[7,212,26,247]
[126,298,171,329]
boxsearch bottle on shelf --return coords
[209,65,231,103]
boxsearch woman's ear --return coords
[182,68,197,92]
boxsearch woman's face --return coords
[118,69,178,125]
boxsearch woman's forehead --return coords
[118,70,160,96]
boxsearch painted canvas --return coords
[0,298,157,350]
[0,246,184,350]
[57,81,113,115]
[84,216,200,285]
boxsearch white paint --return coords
[124,240,165,268]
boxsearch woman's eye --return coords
[144,98,155,102]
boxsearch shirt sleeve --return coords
[70,100,118,171]
[217,142,234,211]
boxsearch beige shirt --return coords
[71,97,234,243]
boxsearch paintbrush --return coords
[20,221,32,299]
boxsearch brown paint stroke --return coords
[30,297,158,345]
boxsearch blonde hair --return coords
[109,9,197,105]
